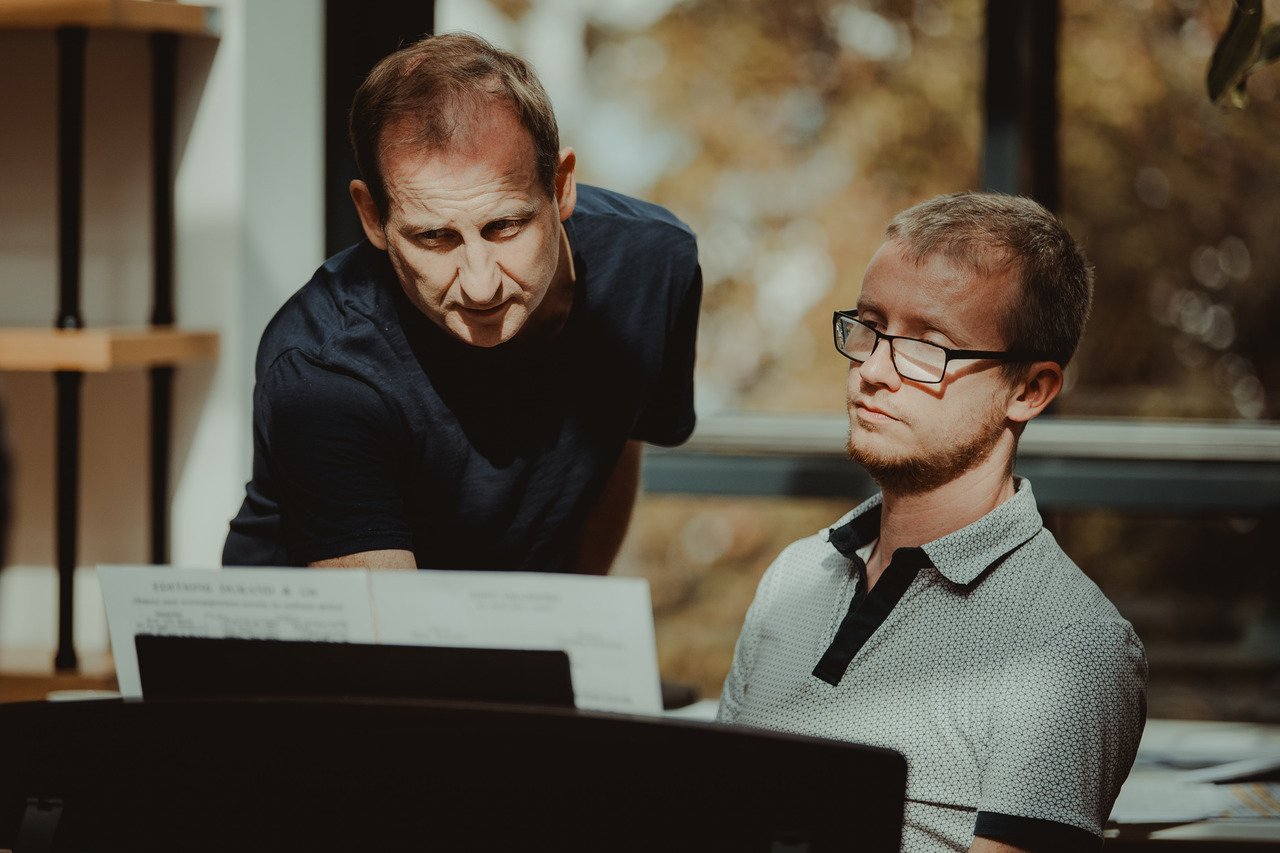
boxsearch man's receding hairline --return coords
[376,87,507,162]
[883,233,1022,285]
[375,97,551,213]
[869,235,1025,354]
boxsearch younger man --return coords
[719,193,1146,852]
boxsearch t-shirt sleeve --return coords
[976,618,1148,847]
[257,350,415,564]
[631,259,702,447]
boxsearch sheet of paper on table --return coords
[1111,775,1280,823]
[1111,718,1280,825]
[1132,718,1280,770]
[97,565,663,714]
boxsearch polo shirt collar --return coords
[825,479,1044,586]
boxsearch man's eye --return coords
[486,219,522,236]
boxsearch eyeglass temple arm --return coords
[947,347,1055,363]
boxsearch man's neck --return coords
[868,444,1017,583]
[546,222,577,318]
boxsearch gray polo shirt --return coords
[718,479,1147,852]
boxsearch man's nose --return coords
[457,241,503,305]
[858,336,901,389]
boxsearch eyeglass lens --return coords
[837,317,947,382]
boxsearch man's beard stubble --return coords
[846,395,1009,496]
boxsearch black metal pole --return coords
[53,372,81,672]
[56,28,86,332]
[1027,0,1060,212]
[150,32,178,565]
[54,27,88,673]
[148,367,173,564]
[151,33,176,329]
[324,0,435,255]
[984,1,1015,195]
[982,0,1061,209]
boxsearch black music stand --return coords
[134,634,576,707]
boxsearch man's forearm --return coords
[309,549,417,569]
[569,441,642,575]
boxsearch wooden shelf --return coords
[0,326,219,371]
[0,0,218,35]
[0,648,116,703]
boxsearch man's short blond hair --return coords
[886,191,1094,374]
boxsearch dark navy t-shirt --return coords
[222,185,701,571]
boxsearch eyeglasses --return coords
[832,310,1048,384]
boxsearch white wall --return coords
[0,0,324,660]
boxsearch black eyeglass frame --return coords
[832,310,1053,384]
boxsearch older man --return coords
[224,33,701,572]
[719,193,1146,852]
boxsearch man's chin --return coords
[849,438,904,488]
[446,315,520,348]
[851,451,942,495]
[846,428,900,469]
[456,332,508,349]
[847,427,1002,495]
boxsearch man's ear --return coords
[1006,361,1064,425]
[555,147,577,222]
[349,180,388,250]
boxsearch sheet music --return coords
[98,565,377,698]
[369,570,663,714]
[98,566,665,713]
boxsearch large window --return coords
[439,0,1280,721]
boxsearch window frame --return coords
[643,414,1280,513]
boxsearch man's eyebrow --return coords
[395,198,540,233]
[853,299,964,342]
[493,202,538,220]
[397,217,449,235]
[854,298,883,316]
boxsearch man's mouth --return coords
[853,400,899,422]
[459,302,509,319]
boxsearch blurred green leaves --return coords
[1207,0,1280,107]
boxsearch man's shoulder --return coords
[991,524,1145,667]
[565,186,701,337]
[915,480,1141,651]
[256,241,400,374]
[1012,527,1125,616]
[575,184,693,231]
[570,185,697,257]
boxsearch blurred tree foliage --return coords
[585,0,984,414]
[1058,0,1280,420]
[571,0,1280,420]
